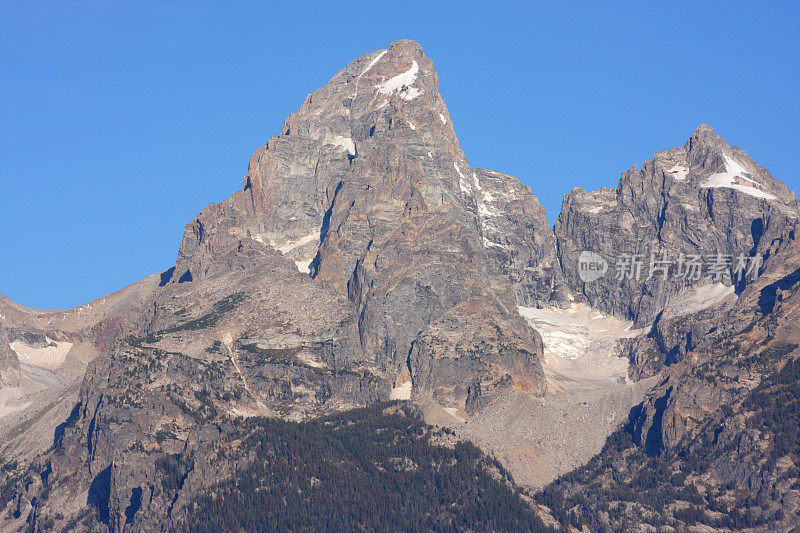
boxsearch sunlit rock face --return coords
[555,124,798,327]
[170,39,548,409]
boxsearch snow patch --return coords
[518,304,649,390]
[276,232,319,254]
[517,304,643,361]
[478,202,500,217]
[297,353,326,368]
[667,164,689,180]
[471,172,483,191]
[482,238,508,249]
[438,113,447,124]
[662,283,735,319]
[9,338,73,370]
[407,121,416,131]
[331,136,356,155]
[701,154,776,200]
[359,50,387,77]
[454,162,472,194]
[350,50,388,98]
[375,60,423,101]
[389,381,412,400]
[443,407,466,423]
[294,258,313,274]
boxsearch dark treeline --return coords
[535,347,800,530]
[185,402,554,532]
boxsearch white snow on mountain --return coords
[294,259,313,274]
[276,231,319,254]
[389,381,412,400]
[9,338,73,370]
[375,60,422,100]
[701,154,776,200]
[331,135,356,155]
[454,162,471,194]
[359,50,387,77]
[667,164,689,180]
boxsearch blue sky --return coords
[2,1,798,310]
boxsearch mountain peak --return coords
[685,122,729,156]
[388,38,425,55]
[170,39,547,415]
[694,123,715,135]
[5,37,800,533]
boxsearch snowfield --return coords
[375,60,422,100]
[389,380,412,400]
[701,154,776,200]
[9,338,73,370]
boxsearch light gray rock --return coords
[473,168,568,308]
[0,327,20,387]
[168,39,547,407]
[555,124,799,328]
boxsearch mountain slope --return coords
[556,124,797,327]
[537,133,800,531]
[1,40,555,531]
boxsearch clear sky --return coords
[2,1,798,310]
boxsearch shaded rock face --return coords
[43,241,389,530]
[169,39,547,406]
[538,222,800,531]
[473,168,567,308]
[555,125,798,327]
[0,328,20,386]
[631,220,800,454]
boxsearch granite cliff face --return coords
[537,219,800,530]
[168,39,547,410]
[473,168,568,308]
[527,128,800,530]
[556,125,797,326]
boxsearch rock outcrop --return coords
[532,129,800,531]
[167,39,547,409]
[556,124,798,327]
[537,218,800,530]
[0,328,20,387]
[473,168,568,307]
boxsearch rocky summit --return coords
[1,40,799,532]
